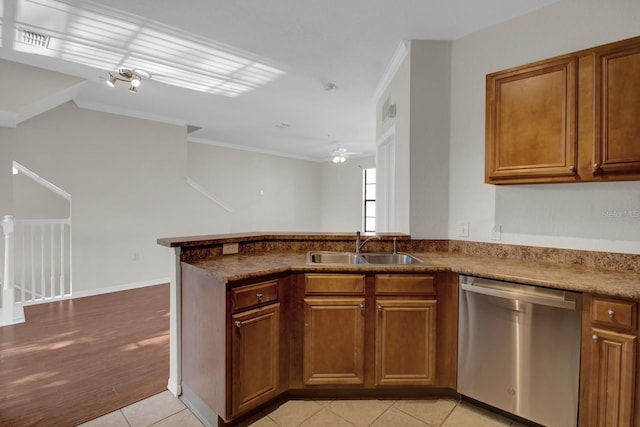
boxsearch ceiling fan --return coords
[330,147,362,163]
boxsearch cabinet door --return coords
[583,327,636,427]
[375,299,436,386]
[231,303,280,416]
[592,41,640,176]
[303,297,365,385]
[485,56,578,183]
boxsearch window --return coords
[363,168,376,232]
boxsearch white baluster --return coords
[50,223,55,299]
[30,223,35,301]
[40,224,45,300]
[59,223,65,298]
[3,215,15,325]
[20,224,25,303]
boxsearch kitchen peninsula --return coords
[158,232,640,426]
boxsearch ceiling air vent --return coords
[21,29,50,48]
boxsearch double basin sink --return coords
[307,251,423,265]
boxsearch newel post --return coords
[2,215,15,325]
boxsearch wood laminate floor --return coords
[0,284,170,427]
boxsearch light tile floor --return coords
[78,391,528,427]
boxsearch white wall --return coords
[0,99,340,294]
[376,50,411,233]
[186,141,322,232]
[1,102,216,292]
[376,41,451,237]
[318,156,375,232]
[13,171,70,219]
[449,0,640,253]
[409,41,451,239]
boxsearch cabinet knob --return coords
[235,320,242,328]
[359,303,365,312]
[593,163,602,174]
[608,309,615,318]
[377,304,382,313]
[592,334,599,342]
[256,293,263,302]
[568,165,576,173]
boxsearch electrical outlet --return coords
[491,225,502,241]
[222,243,239,255]
[457,221,469,238]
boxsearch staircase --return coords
[1,215,71,326]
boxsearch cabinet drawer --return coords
[591,296,637,330]
[305,274,366,294]
[231,280,279,312]
[375,275,435,295]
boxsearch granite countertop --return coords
[186,250,640,299]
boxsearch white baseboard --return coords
[167,378,182,397]
[70,277,170,300]
[181,383,220,427]
[0,305,25,327]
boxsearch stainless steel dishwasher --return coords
[457,275,582,427]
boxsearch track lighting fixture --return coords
[106,68,149,93]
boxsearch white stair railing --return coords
[1,215,72,326]
[2,216,17,325]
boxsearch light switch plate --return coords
[491,225,502,241]
[457,221,469,238]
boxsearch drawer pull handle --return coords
[235,320,242,328]
[607,309,615,318]
[592,334,599,342]
[256,293,263,302]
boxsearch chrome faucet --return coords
[355,231,381,253]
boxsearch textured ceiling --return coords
[0,0,559,161]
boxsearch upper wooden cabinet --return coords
[486,36,640,184]
[592,40,640,176]
[486,56,578,182]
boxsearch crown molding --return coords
[73,99,187,127]
[372,40,409,103]
[0,81,86,128]
[188,136,319,162]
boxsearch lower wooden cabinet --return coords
[375,299,436,386]
[303,297,365,385]
[301,273,439,389]
[580,294,639,427]
[232,303,280,415]
[181,268,457,425]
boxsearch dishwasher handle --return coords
[461,282,577,310]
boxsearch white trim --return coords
[188,136,318,162]
[73,99,188,127]
[181,383,219,427]
[0,81,86,128]
[0,111,19,128]
[376,125,397,233]
[15,218,71,225]
[372,40,409,103]
[65,278,169,300]
[12,161,72,200]
[168,247,182,401]
[167,378,182,397]
[186,177,234,212]
[0,305,25,326]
